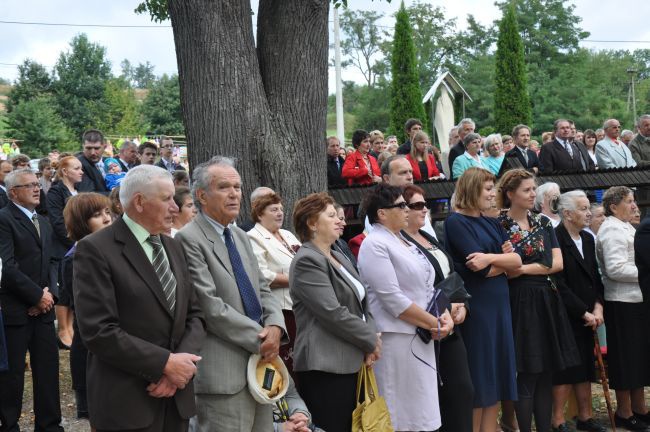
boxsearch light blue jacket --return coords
[452,152,485,179]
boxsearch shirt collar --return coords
[13,202,37,220]
[0,184,5,192]
[122,213,152,247]
[203,212,235,237]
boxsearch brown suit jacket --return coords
[73,217,206,430]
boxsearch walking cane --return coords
[593,330,616,431]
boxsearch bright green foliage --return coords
[7,96,74,157]
[494,4,532,134]
[7,60,52,113]
[339,9,385,88]
[142,74,185,135]
[91,78,147,136]
[389,2,426,142]
[53,34,112,137]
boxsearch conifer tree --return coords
[389,1,426,143]
[494,4,532,134]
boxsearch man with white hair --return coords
[118,140,139,172]
[595,118,637,169]
[73,165,206,432]
[620,130,635,146]
[175,156,286,432]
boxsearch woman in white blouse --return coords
[596,186,650,429]
[247,193,301,371]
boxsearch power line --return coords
[0,20,171,28]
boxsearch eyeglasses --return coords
[13,182,42,190]
[407,201,427,211]
[381,202,408,210]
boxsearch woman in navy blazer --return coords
[46,155,84,348]
[358,184,454,432]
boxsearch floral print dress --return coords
[499,211,580,373]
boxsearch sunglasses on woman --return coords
[381,202,408,210]
[407,201,427,211]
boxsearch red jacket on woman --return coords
[342,150,381,186]
[406,154,440,181]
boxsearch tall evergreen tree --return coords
[494,4,532,134]
[6,60,52,113]
[389,1,426,143]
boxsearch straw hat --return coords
[247,354,289,404]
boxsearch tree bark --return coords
[168,0,329,225]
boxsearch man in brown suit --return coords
[73,165,206,431]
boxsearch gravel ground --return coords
[17,351,647,431]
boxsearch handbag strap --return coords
[365,365,381,402]
[356,364,367,404]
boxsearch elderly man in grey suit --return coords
[175,156,287,432]
[595,118,638,169]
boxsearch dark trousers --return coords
[296,370,358,432]
[96,399,187,432]
[0,319,63,432]
[437,332,474,432]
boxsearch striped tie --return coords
[148,235,176,313]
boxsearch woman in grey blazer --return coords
[289,192,380,432]
[358,184,454,432]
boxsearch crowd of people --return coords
[0,115,648,432]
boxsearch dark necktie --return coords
[148,235,177,313]
[31,214,40,237]
[563,140,574,158]
[223,227,263,323]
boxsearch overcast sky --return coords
[2,0,649,93]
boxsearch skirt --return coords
[373,332,441,431]
[509,275,581,374]
[604,301,650,390]
[553,318,596,385]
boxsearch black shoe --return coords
[575,417,606,432]
[552,423,571,432]
[614,413,648,430]
[633,411,650,424]
[57,337,71,350]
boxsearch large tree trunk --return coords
[168,0,329,225]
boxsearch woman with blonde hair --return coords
[406,130,442,181]
[444,167,521,432]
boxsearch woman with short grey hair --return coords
[551,190,607,432]
[481,134,504,175]
[534,182,561,227]
[596,186,649,429]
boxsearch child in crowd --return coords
[104,158,126,191]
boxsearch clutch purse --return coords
[352,364,394,432]
[415,273,470,344]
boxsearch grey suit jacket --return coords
[289,242,377,375]
[175,212,286,395]
[595,137,637,169]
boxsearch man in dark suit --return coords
[396,118,423,155]
[326,136,345,187]
[635,215,650,308]
[156,136,186,172]
[540,119,594,173]
[447,118,476,179]
[77,129,109,195]
[502,124,540,175]
[73,165,206,432]
[117,140,139,172]
[0,160,13,208]
[0,168,63,432]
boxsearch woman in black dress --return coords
[551,190,606,432]
[401,184,473,432]
[496,169,580,432]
